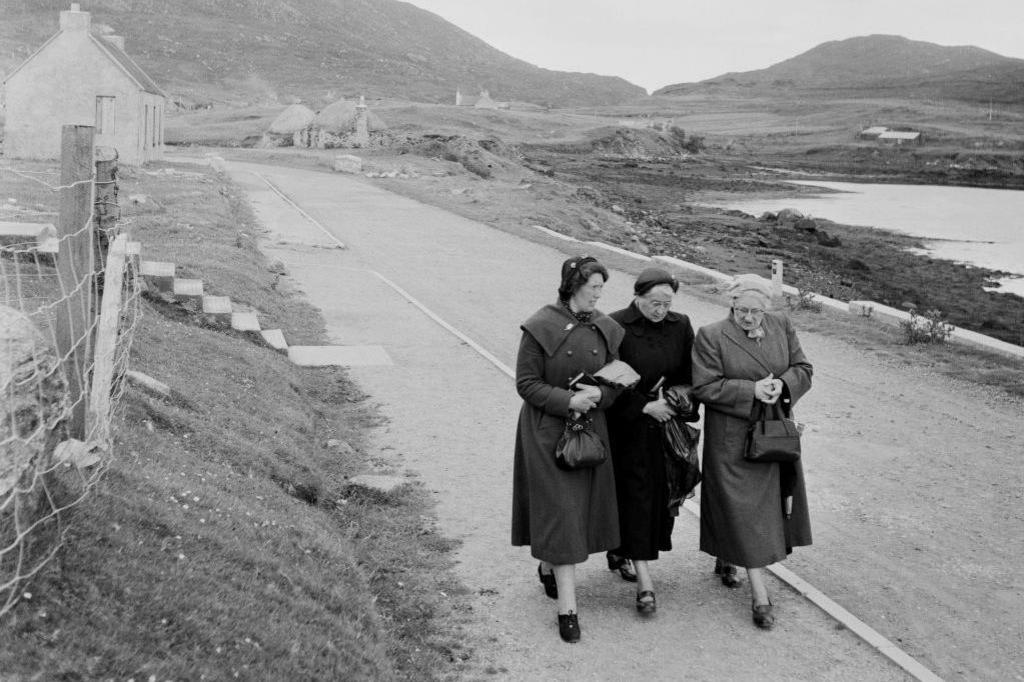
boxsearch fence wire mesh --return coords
[1,161,141,617]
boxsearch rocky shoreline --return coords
[524,148,1024,346]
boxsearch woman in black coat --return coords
[606,268,695,615]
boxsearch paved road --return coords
[213,157,1024,681]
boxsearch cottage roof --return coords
[93,35,165,96]
[2,29,164,97]
[269,104,316,134]
[861,126,888,136]
[313,99,387,132]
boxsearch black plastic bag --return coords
[661,385,701,514]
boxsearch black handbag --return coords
[745,401,801,463]
[555,413,608,471]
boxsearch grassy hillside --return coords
[656,35,1024,105]
[0,160,471,679]
[0,0,645,108]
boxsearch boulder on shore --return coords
[776,208,804,224]
[1,305,67,497]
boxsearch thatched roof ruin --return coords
[313,100,387,133]
[268,104,315,134]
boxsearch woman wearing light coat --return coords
[691,274,813,629]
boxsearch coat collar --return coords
[618,301,682,326]
[722,314,776,374]
[521,304,623,357]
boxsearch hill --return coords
[655,35,1024,104]
[0,0,645,108]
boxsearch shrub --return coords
[900,307,954,344]
[683,135,706,153]
[786,289,822,312]
[785,269,858,313]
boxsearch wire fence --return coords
[1,146,142,618]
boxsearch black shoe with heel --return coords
[752,600,775,629]
[537,563,557,600]
[557,611,581,643]
[635,590,657,615]
[714,558,742,588]
[607,553,638,583]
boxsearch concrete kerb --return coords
[539,233,1024,361]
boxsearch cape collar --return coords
[521,304,623,357]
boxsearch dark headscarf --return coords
[634,267,678,296]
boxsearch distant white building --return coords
[455,89,508,109]
[879,130,922,145]
[859,126,889,140]
[858,126,922,145]
[2,4,166,165]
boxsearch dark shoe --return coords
[607,553,638,583]
[558,611,581,643]
[537,563,557,600]
[714,558,741,588]
[635,590,657,615]
[752,600,775,630]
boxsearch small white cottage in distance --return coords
[2,3,166,165]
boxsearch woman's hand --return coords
[754,374,783,404]
[569,385,602,413]
[642,399,676,423]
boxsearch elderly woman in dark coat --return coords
[606,268,695,615]
[691,274,813,630]
[511,255,625,643]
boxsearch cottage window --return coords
[95,96,115,134]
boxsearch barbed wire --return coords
[1,160,141,618]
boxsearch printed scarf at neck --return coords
[561,299,593,323]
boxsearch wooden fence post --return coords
[87,233,127,450]
[93,146,119,294]
[55,125,95,439]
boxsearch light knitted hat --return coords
[724,273,773,307]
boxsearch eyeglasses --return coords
[734,307,765,316]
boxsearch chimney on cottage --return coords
[60,3,91,32]
[352,95,370,147]
[103,35,126,51]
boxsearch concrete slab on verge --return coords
[260,329,288,350]
[202,295,232,315]
[173,278,204,299]
[0,221,56,244]
[287,345,392,367]
[231,311,261,331]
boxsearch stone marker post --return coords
[771,259,784,303]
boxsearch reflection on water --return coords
[705,181,1024,297]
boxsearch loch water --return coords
[706,180,1024,297]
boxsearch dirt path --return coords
[215,157,1023,681]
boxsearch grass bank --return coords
[0,161,472,679]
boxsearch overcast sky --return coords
[404,0,1024,92]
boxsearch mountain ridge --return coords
[0,0,645,107]
[655,35,1024,104]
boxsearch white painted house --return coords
[2,4,166,165]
